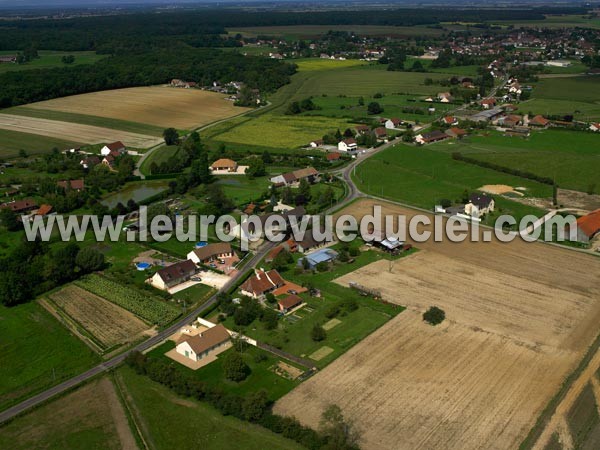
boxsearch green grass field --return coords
[0,302,99,411]
[139,144,180,176]
[148,342,299,400]
[0,50,106,74]
[294,58,369,72]
[525,76,600,121]
[353,142,551,221]
[4,107,165,137]
[118,366,303,450]
[0,128,81,158]
[446,129,600,193]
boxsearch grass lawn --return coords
[118,366,303,450]
[0,128,81,158]
[0,50,106,74]
[216,175,272,206]
[148,342,299,400]
[139,144,180,176]
[446,129,600,193]
[172,283,216,307]
[4,107,165,137]
[353,142,551,220]
[0,301,99,411]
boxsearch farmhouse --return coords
[80,156,100,169]
[415,130,449,145]
[270,167,320,187]
[465,193,495,217]
[151,259,197,290]
[187,243,233,265]
[471,107,504,122]
[573,209,600,244]
[480,98,497,109]
[0,199,38,214]
[100,141,126,156]
[278,294,303,314]
[175,324,231,362]
[338,138,358,152]
[57,179,85,191]
[326,152,341,162]
[441,116,458,126]
[170,79,197,89]
[589,123,600,132]
[374,127,388,141]
[240,269,285,298]
[355,124,370,134]
[384,118,402,129]
[309,139,323,148]
[209,158,238,173]
[445,127,467,139]
[102,154,117,170]
[437,92,453,103]
[35,204,54,217]
[498,115,523,128]
[298,248,339,270]
[529,115,550,128]
[0,55,16,63]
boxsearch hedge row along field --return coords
[76,275,180,326]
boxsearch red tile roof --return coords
[577,209,600,239]
[36,204,53,216]
[1,199,38,213]
[278,294,303,310]
[57,179,85,190]
[241,269,285,296]
[105,141,125,151]
[326,152,341,161]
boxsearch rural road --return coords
[0,241,275,424]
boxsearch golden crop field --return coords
[27,86,250,130]
[47,285,150,350]
[274,199,600,450]
[0,113,162,148]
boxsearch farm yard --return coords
[24,86,250,130]
[275,199,600,450]
[0,113,161,149]
[75,274,181,327]
[0,377,137,450]
[45,285,152,353]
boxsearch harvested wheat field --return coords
[27,86,249,129]
[0,113,161,148]
[47,285,150,350]
[275,199,600,450]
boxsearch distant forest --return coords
[0,6,588,108]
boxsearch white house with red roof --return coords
[100,141,126,157]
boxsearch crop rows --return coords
[75,274,180,326]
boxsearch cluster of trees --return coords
[217,294,279,331]
[451,152,555,186]
[0,47,295,108]
[285,98,319,115]
[423,306,445,325]
[125,351,360,449]
[0,239,104,306]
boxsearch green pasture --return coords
[0,50,106,74]
[117,366,303,450]
[0,128,81,158]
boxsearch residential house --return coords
[80,156,100,169]
[175,324,231,362]
[499,115,523,128]
[355,124,370,135]
[35,204,54,217]
[445,127,468,139]
[100,141,126,157]
[295,234,330,253]
[529,115,550,128]
[0,55,17,63]
[338,138,358,152]
[209,158,238,173]
[151,260,197,290]
[0,199,38,214]
[278,294,303,314]
[326,152,341,162]
[480,98,497,109]
[374,127,387,141]
[270,167,320,187]
[240,269,285,298]
[415,130,450,145]
[102,154,117,170]
[57,179,85,191]
[589,123,600,132]
[573,209,600,244]
[438,92,453,103]
[309,139,323,148]
[441,116,458,126]
[187,243,233,265]
[465,193,495,217]
[384,118,402,129]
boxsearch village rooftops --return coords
[57,179,85,191]
[241,269,285,296]
[176,324,230,355]
[1,199,38,213]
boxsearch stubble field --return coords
[26,86,250,130]
[275,199,600,450]
[47,285,151,351]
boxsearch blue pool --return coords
[135,262,152,271]
[195,242,208,248]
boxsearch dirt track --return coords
[28,86,249,129]
[274,199,600,450]
[0,113,161,148]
